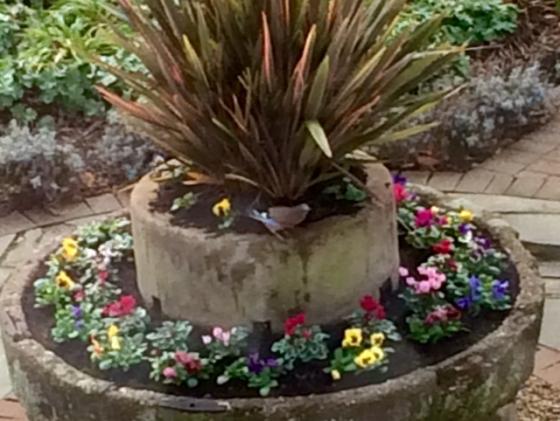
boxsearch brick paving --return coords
[404,113,560,200]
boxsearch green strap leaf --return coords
[305,120,332,158]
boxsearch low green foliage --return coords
[0,0,142,120]
[396,0,519,45]
[392,0,519,83]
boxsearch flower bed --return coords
[22,177,517,399]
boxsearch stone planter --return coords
[0,189,544,421]
[130,164,399,329]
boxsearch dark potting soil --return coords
[151,170,372,235]
[22,239,520,399]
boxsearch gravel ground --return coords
[517,376,560,421]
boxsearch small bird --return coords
[248,203,311,236]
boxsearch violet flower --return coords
[455,276,482,311]
[475,236,492,250]
[492,280,509,301]
[393,173,407,185]
[71,305,82,319]
[248,353,278,374]
[459,223,471,235]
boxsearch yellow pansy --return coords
[355,349,376,368]
[342,328,363,348]
[107,324,121,351]
[55,271,75,290]
[459,209,474,223]
[331,370,341,381]
[107,324,120,339]
[212,198,231,217]
[430,206,440,214]
[110,336,122,351]
[355,347,384,369]
[370,332,385,348]
[61,238,79,262]
[371,346,385,362]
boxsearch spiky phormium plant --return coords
[97,0,462,201]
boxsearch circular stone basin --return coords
[0,188,544,421]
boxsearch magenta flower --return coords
[415,208,434,228]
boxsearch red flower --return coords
[393,183,408,203]
[360,295,386,320]
[284,313,306,336]
[433,238,454,255]
[102,295,137,317]
[175,351,202,374]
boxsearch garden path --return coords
[0,115,560,418]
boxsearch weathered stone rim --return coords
[0,186,544,419]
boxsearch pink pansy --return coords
[399,267,409,277]
[163,367,177,379]
[429,277,443,290]
[212,327,231,346]
[406,265,446,295]
[418,281,432,294]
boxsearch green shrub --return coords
[397,0,519,45]
[0,0,143,120]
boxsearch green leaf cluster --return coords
[0,0,142,120]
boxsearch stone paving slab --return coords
[23,202,92,227]
[0,213,35,237]
[540,262,560,279]
[484,173,514,195]
[86,193,121,214]
[505,173,547,198]
[535,176,560,201]
[453,169,494,193]
[540,298,560,350]
[446,194,560,214]
[501,214,560,250]
[0,235,15,260]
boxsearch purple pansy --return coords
[393,173,407,185]
[492,280,509,301]
[71,305,82,319]
[459,223,471,235]
[247,353,278,374]
[455,276,482,310]
[475,236,492,250]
